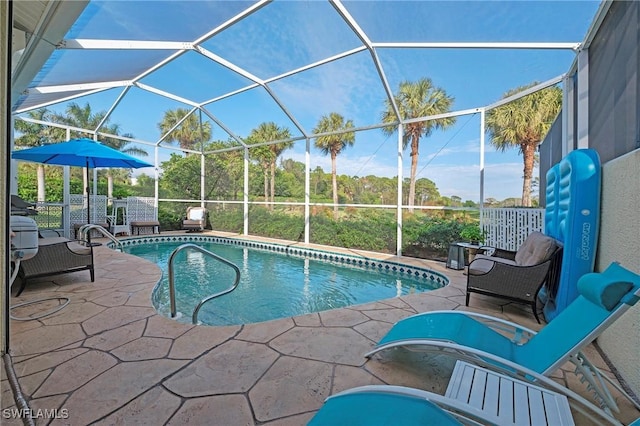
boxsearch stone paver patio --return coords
[2,233,639,425]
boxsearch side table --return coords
[446,243,467,270]
[445,361,574,426]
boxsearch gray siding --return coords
[539,1,639,203]
[589,0,640,163]
[538,114,563,206]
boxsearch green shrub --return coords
[310,212,396,252]
[158,207,183,231]
[248,207,304,241]
[156,203,481,262]
[460,223,486,243]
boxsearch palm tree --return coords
[381,78,455,212]
[248,122,292,209]
[249,143,273,205]
[14,108,66,202]
[54,102,147,201]
[485,83,562,206]
[158,108,212,154]
[313,112,355,218]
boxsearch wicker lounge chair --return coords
[466,231,563,323]
[11,194,38,216]
[15,236,94,296]
[182,206,207,232]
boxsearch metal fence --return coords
[29,196,157,238]
[33,203,64,230]
[29,198,543,253]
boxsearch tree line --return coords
[14,78,561,209]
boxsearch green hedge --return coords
[187,206,479,261]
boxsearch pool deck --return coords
[2,232,639,425]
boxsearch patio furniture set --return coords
[311,262,640,425]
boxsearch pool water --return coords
[124,240,445,326]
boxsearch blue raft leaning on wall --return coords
[541,149,601,321]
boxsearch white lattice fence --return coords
[127,197,157,222]
[481,208,544,251]
[69,195,109,238]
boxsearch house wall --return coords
[596,150,640,395]
[587,1,640,397]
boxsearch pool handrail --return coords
[78,224,123,252]
[167,243,241,324]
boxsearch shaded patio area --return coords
[2,233,639,425]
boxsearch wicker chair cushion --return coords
[38,236,69,246]
[38,236,91,255]
[514,232,557,266]
[468,255,517,275]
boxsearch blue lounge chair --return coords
[365,262,640,415]
[309,378,624,426]
[308,385,493,426]
[308,368,623,426]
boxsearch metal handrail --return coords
[78,224,124,252]
[167,243,241,325]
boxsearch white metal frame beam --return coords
[562,75,576,156]
[10,0,591,257]
[331,0,401,121]
[485,75,565,111]
[373,42,580,50]
[11,1,88,106]
[59,39,195,50]
[24,80,130,96]
[576,49,589,149]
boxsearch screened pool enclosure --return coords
[11,0,605,255]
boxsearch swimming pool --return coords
[120,235,448,326]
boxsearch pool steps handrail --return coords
[168,243,241,324]
[78,224,124,252]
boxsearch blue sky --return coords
[30,0,601,203]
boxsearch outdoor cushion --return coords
[38,236,70,246]
[38,236,91,255]
[66,241,91,256]
[468,254,517,275]
[188,209,204,220]
[514,231,557,266]
[578,272,633,311]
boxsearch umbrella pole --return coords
[86,162,90,226]
[85,161,92,245]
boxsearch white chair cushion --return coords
[188,208,205,220]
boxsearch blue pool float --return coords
[542,149,601,321]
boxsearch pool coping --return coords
[115,234,450,326]
[114,234,450,286]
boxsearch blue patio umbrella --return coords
[12,138,153,225]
